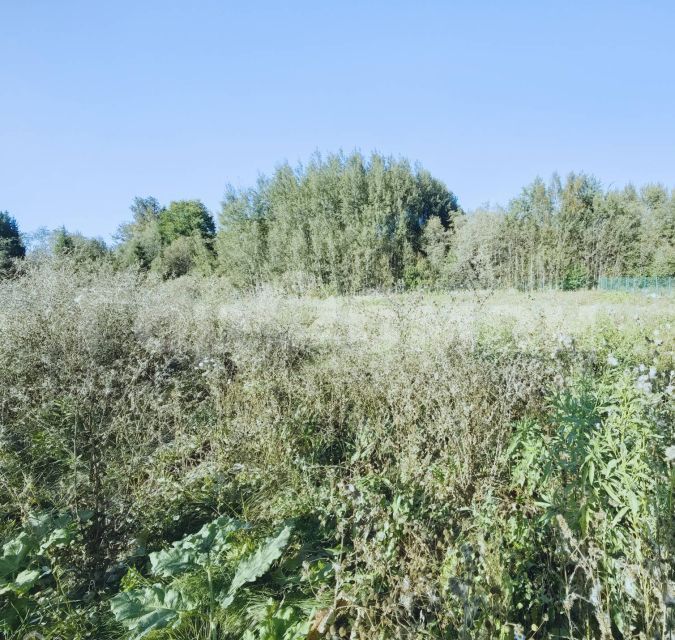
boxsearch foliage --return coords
[218,526,292,609]
[0,513,79,633]
[212,161,674,292]
[0,260,673,638]
[148,516,244,577]
[216,151,461,292]
[111,518,296,639]
[158,200,215,244]
[0,211,25,275]
[116,198,215,277]
[50,226,109,263]
[451,175,675,290]
[562,263,590,290]
[442,363,674,638]
[5,153,675,289]
[111,585,195,638]
[154,234,215,278]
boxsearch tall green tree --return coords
[51,227,108,263]
[158,200,215,244]
[116,198,215,277]
[216,151,460,292]
[557,172,602,285]
[116,197,164,270]
[639,184,675,276]
[0,211,26,275]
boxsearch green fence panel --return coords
[598,276,674,294]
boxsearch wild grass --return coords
[0,258,673,639]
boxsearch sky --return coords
[2,0,674,241]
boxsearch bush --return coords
[563,264,591,290]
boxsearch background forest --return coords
[2,152,674,291]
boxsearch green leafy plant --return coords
[240,599,312,640]
[218,526,292,609]
[111,518,294,639]
[0,513,78,632]
[503,368,672,637]
[149,516,244,578]
[111,584,196,637]
[562,263,590,290]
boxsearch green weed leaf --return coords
[218,525,293,609]
[149,516,243,577]
[38,527,73,554]
[110,584,195,638]
[12,568,41,591]
[0,532,33,579]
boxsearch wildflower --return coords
[606,354,618,367]
[557,333,573,349]
[556,514,574,542]
[648,366,657,379]
[590,580,601,606]
[665,445,675,463]
[399,592,412,612]
[635,374,651,394]
[623,569,637,600]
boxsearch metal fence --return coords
[597,276,674,294]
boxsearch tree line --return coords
[2,151,673,290]
[455,174,674,290]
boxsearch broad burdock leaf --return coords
[148,547,198,578]
[0,532,33,579]
[38,527,74,554]
[11,568,41,592]
[149,516,243,577]
[110,584,196,638]
[0,568,41,596]
[0,514,76,605]
[218,525,293,609]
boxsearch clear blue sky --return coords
[2,0,674,240]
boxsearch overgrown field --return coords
[1,260,673,639]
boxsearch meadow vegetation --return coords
[0,257,673,639]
